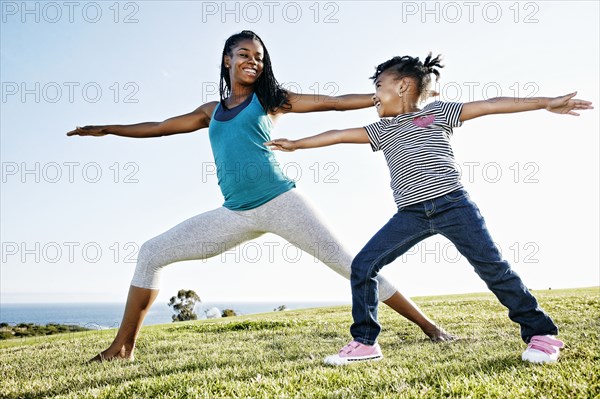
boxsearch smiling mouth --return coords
[243,68,257,76]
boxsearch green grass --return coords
[1,287,598,398]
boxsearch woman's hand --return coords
[546,92,594,116]
[66,125,108,137]
[264,138,298,152]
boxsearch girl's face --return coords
[225,39,265,86]
[372,70,404,117]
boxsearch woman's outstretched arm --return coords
[280,92,374,114]
[66,102,218,138]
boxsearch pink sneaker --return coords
[521,335,564,364]
[324,340,383,366]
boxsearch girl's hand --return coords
[264,138,298,152]
[546,92,594,116]
[66,125,108,137]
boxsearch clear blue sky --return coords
[1,1,598,304]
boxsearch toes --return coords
[86,353,105,363]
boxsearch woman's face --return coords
[225,39,265,86]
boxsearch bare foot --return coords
[87,345,134,363]
[424,326,458,342]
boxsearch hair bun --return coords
[422,52,443,81]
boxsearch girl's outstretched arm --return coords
[459,92,593,122]
[66,102,218,138]
[280,92,374,113]
[265,127,369,151]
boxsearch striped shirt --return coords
[364,101,464,208]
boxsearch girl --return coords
[265,53,593,365]
[67,32,453,362]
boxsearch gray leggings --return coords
[131,189,397,301]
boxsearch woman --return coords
[67,31,453,362]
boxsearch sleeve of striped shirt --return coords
[363,120,388,152]
[438,101,464,128]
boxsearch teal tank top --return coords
[208,93,295,210]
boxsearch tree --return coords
[168,289,201,322]
[273,305,288,312]
[222,309,237,317]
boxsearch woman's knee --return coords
[130,239,166,289]
[135,237,169,273]
[137,239,156,266]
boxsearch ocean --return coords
[0,301,349,329]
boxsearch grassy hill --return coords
[1,287,598,398]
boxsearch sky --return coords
[1,1,599,306]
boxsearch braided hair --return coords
[370,52,443,102]
[219,30,290,113]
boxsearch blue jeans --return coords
[350,189,558,345]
